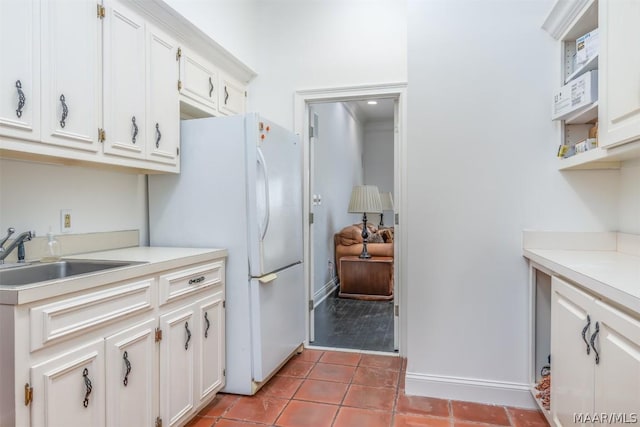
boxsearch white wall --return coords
[363,120,394,227]
[619,159,640,233]
[249,0,407,128]
[406,0,620,406]
[0,159,148,243]
[310,102,364,296]
[162,0,259,71]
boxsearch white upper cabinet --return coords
[598,0,640,148]
[0,0,40,141]
[544,0,640,169]
[147,24,180,166]
[219,73,246,116]
[179,49,219,115]
[103,0,147,160]
[41,0,101,152]
[0,0,255,172]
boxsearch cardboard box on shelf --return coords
[576,28,599,67]
[552,70,598,121]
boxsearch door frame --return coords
[294,83,408,356]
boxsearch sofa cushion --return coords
[378,228,394,243]
[368,233,384,243]
[336,223,378,246]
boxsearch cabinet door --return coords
[147,24,179,166]
[550,277,596,427]
[598,0,640,148]
[0,0,40,141]
[179,50,218,113]
[196,292,225,404]
[103,0,146,160]
[41,0,101,152]
[105,319,156,427]
[160,304,196,427]
[592,300,640,415]
[31,339,105,427]
[219,74,245,116]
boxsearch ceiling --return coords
[345,98,394,124]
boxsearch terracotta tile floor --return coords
[186,349,549,427]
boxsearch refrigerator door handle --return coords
[258,273,278,284]
[256,147,271,241]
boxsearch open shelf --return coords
[566,54,598,84]
[558,139,640,170]
[565,101,598,125]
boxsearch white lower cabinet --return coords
[160,304,196,427]
[551,276,640,426]
[30,339,106,427]
[197,294,225,404]
[105,319,156,427]
[159,290,226,427]
[2,257,225,427]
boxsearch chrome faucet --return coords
[0,227,15,250]
[0,229,35,264]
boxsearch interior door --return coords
[393,99,400,351]
[308,109,319,342]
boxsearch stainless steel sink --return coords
[0,259,144,287]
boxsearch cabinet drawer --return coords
[159,261,224,305]
[30,278,154,351]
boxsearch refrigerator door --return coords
[246,114,303,277]
[250,262,305,382]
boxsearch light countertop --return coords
[0,246,227,305]
[524,248,640,315]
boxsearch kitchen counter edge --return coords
[0,246,227,305]
[523,248,640,316]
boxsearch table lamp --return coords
[378,192,394,227]
[348,185,382,259]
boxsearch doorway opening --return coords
[294,84,407,355]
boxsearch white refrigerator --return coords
[148,113,305,395]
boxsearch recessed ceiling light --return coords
[367,100,378,105]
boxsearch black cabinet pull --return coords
[82,368,93,408]
[185,321,191,350]
[204,312,210,338]
[209,77,214,97]
[15,80,25,118]
[581,315,591,355]
[188,276,205,285]
[59,94,68,128]
[224,86,229,105]
[590,322,600,364]
[131,116,138,144]
[123,351,131,386]
[155,123,161,148]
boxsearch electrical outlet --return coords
[60,209,72,233]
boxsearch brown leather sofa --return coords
[333,223,394,283]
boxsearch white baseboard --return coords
[405,371,537,409]
[313,279,338,307]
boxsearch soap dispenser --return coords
[42,229,61,262]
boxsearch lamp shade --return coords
[348,185,382,214]
[380,192,394,211]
